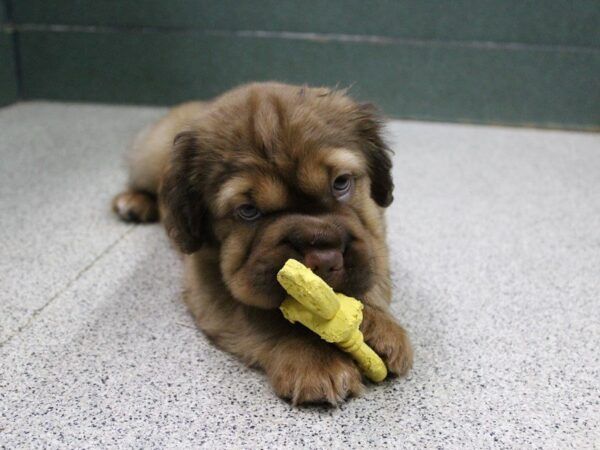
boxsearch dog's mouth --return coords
[225,214,376,310]
[244,250,373,310]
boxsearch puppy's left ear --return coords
[159,131,211,254]
[355,103,394,207]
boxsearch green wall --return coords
[3,1,600,129]
[0,0,18,106]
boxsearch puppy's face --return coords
[160,83,394,309]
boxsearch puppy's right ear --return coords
[355,103,394,208]
[159,131,210,254]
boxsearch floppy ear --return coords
[159,131,210,254]
[355,103,394,207]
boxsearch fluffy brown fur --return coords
[113,82,412,405]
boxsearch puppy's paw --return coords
[112,190,158,223]
[373,322,413,377]
[362,309,413,377]
[267,341,364,405]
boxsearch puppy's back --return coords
[128,101,208,194]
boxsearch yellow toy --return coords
[277,259,388,382]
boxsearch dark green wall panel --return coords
[0,33,18,106]
[1,0,18,106]
[0,0,7,24]
[19,31,600,129]
[1,0,17,106]
[12,0,600,48]
[11,1,600,127]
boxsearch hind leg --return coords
[112,101,207,224]
[112,190,159,223]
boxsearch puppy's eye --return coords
[331,175,354,200]
[236,204,262,221]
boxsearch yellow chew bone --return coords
[277,259,388,382]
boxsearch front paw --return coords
[362,309,413,377]
[266,339,364,405]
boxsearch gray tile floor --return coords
[1,102,599,449]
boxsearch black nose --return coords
[303,248,344,279]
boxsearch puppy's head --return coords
[160,83,393,309]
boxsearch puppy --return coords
[113,82,412,405]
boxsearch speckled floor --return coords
[1,102,599,449]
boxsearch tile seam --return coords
[0,224,137,348]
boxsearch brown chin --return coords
[224,213,376,309]
[225,258,289,309]
[236,292,285,310]
[232,244,373,309]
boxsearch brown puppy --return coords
[113,82,412,405]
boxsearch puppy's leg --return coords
[185,256,363,405]
[263,329,364,405]
[113,101,206,223]
[112,190,158,223]
[112,123,169,223]
[361,304,413,376]
[199,308,363,405]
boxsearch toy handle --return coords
[338,330,388,382]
